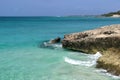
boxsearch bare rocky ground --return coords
[62,24,120,75]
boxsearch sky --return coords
[0,0,120,16]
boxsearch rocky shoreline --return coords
[62,24,120,76]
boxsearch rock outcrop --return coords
[97,48,120,76]
[49,37,61,44]
[62,24,120,75]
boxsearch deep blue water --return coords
[0,16,120,80]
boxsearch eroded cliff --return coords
[62,24,120,75]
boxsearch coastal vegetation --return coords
[102,10,120,17]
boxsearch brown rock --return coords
[62,24,120,75]
[62,24,120,54]
[49,37,61,44]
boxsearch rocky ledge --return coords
[62,24,120,75]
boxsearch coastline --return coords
[1,17,120,80]
[111,14,120,18]
[62,24,120,76]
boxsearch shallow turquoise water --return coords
[0,17,120,80]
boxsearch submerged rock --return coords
[62,24,120,75]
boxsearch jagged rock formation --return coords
[97,48,120,76]
[62,24,120,75]
[62,24,120,53]
[49,37,61,44]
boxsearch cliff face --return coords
[62,24,120,75]
[97,48,120,76]
[62,24,120,53]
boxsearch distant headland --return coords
[102,10,120,17]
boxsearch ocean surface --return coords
[0,16,120,80]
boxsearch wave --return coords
[43,42,62,48]
[64,52,102,67]
[89,52,102,60]
[95,69,120,79]
[64,57,95,67]
[39,40,63,50]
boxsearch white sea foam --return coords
[53,44,62,48]
[95,69,120,79]
[64,52,102,67]
[43,42,49,46]
[89,52,102,60]
[105,73,120,79]
[64,57,95,67]
[43,42,62,48]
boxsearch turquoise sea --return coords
[0,16,120,80]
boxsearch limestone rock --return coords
[62,24,120,54]
[62,24,120,75]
